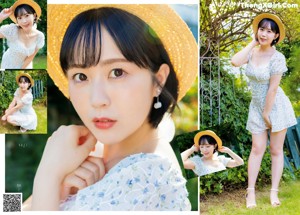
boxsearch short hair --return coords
[257,18,280,46]
[18,76,32,90]
[60,7,179,128]
[199,135,218,153]
[14,4,37,23]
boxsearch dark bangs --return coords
[60,7,172,74]
[60,7,179,128]
[60,9,102,72]
[258,18,280,34]
[199,135,217,146]
[19,76,30,83]
[14,4,35,18]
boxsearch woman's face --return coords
[68,27,157,145]
[199,141,216,159]
[257,22,278,46]
[16,9,35,31]
[18,80,30,91]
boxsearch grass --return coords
[200,179,300,215]
[33,54,47,69]
[0,103,47,134]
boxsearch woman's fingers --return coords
[60,157,105,200]
[74,166,96,186]
[86,157,106,180]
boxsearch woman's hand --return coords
[251,33,259,46]
[218,146,231,154]
[0,8,12,22]
[36,125,97,181]
[262,112,271,128]
[1,115,6,121]
[31,125,97,210]
[191,145,199,152]
[60,156,105,201]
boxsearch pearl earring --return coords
[154,89,162,109]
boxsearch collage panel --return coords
[0,0,47,70]
[199,0,300,214]
[4,2,200,213]
[0,69,47,134]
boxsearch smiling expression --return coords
[257,22,278,46]
[16,9,35,31]
[199,142,216,159]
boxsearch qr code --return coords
[3,193,22,212]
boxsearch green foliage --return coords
[281,43,300,116]
[200,61,252,148]
[200,146,294,197]
[173,78,198,134]
[0,71,17,113]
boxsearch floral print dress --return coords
[0,24,45,69]
[9,88,37,130]
[59,153,191,211]
[245,50,297,134]
[189,155,230,176]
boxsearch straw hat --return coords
[47,4,197,101]
[9,0,42,23]
[16,73,34,87]
[194,130,222,149]
[252,13,285,44]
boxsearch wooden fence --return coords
[32,80,44,99]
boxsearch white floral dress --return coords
[189,155,230,176]
[0,24,45,69]
[59,153,191,211]
[9,88,37,130]
[246,50,297,134]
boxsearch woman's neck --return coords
[19,88,28,95]
[102,121,159,172]
[259,44,274,52]
[201,154,214,161]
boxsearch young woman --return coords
[26,5,197,211]
[1,73,37,132]
[0,0,45,69]
[181,130,244,176]
[231,13,297,208]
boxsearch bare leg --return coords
[247,131,268,208]
[269,129,287,206]
[7,116,19,126]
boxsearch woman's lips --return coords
[93,117,116,129]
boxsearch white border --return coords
[0,134,4,212]
[48,0,198,4]
[1,1,200,215]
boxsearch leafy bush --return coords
[199,146,295,199]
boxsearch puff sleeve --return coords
[36,32,45,49]
[218,155,231,167]
[0,24,18,41]
[270,52,288,76]
[13,88,20,97]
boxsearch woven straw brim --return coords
[252,13,285,44]
[9,0,42,23]
[194,130,222,149]
[16,73,34,87]
[47,4,197,101]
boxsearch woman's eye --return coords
[73,73,87,82]
[109,68,125,78]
